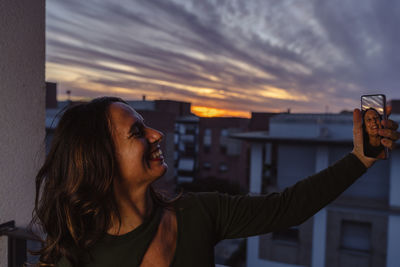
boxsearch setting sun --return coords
[191,106,250,118]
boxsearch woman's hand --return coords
[352,106,399,168]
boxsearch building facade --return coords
[233,113,400,267]
[196,117,250,190]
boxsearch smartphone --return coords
[360,94,388,159]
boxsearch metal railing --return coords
[0,220,41,267]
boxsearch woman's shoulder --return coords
[175,191,220,206]
[173,191,231,218]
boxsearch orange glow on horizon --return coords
[191,105,250,118]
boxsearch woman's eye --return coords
[129,125,144,138]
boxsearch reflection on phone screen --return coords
[361,94,387,159]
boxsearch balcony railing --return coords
[0,220,41,267]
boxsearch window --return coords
[340,220,371,252]
[220,129,229,137]
[219,163,228,172]
[219,129,228,154]
[272,227,299,244]
[203,129,212,145]
[178,158,195,172]
[184,143,196,155]
[186,127,196,135]
[203,162,211,170]
[203,128,211,153]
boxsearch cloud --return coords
[46,0,400,114]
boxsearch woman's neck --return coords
[108,185,154,235]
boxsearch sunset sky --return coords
[46,0,400,117]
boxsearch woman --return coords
[31,97,399,267]
[362,108,386,158]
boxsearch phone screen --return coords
[360,94,388,159]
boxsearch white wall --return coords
[386,149,400,267]
[0,0,46,265]
[270,121,352,139]
[277,144,316,189]
[311,146,328,267]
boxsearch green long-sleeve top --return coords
[57,153,367,267]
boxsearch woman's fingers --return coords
[379,118,399,150]
[381,138,397,150]
[379,128,400,141]
[381,119,399,131]
[386,105,392,117]
[380,106,398,150]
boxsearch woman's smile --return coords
[148,148,164,161]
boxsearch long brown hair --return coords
[30,97,172,266]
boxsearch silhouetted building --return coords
[197,117,250,190]
[249,112,279,131]
[155,100,191,116]
[174,115,199,184]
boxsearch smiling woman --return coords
[30,97,175,266]
[30,96,399,267]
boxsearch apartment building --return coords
[232,113,400,267]
[196,117,250,190]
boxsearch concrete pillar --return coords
[265,143,272,165]
[386,149,400,267]
[247,142,310,267]
[247,143,263,266]
[311,146,329,267]
[0,0,46,265]
[249,143,263,194]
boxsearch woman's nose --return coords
[146,127,164,143]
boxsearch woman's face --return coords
[109,102,167,187]
[364,109,381,137]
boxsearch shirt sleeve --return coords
[192,153,367,241]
